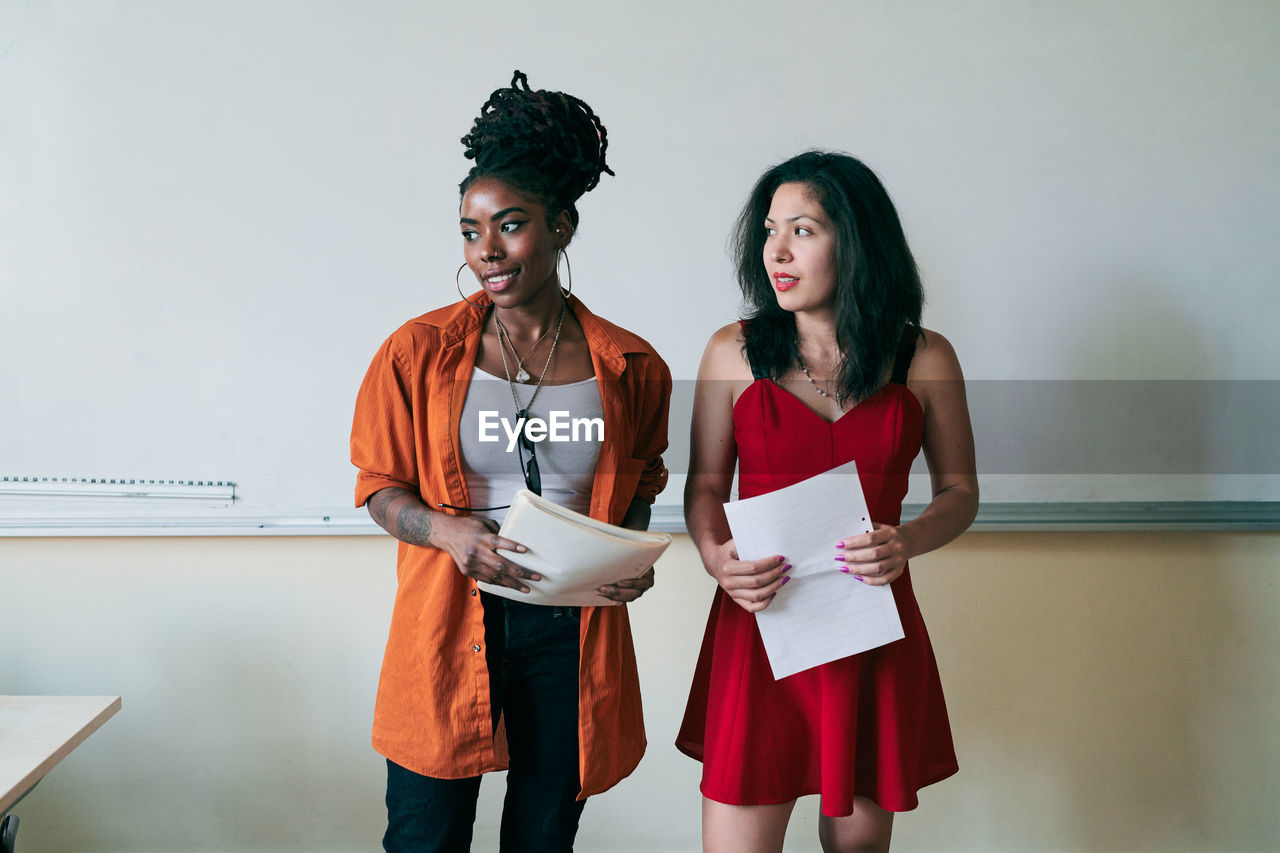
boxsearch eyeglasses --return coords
[438,408,541,513]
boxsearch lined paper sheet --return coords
[723,460,905,679]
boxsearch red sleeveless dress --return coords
[675,337,958,816]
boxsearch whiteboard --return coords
[2,0,1277,531]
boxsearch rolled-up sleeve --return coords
[351,335,421,507]
[631,356,672,506]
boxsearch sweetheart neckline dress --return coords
[676,350,958,816]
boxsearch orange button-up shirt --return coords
[350,293,671,798]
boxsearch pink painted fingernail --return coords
[780,576,790,586]
[782,563,793,573]
[855,576,865,583]
[777,556,786,564]
[834,554,846,562]
[837,541,846,548]
[839,567,849,574]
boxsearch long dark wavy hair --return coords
[459,70,613,230]
[735,150,924,404]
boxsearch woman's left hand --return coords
[597,566,655,603]
[835,523,912,586]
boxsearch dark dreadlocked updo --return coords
[460,70,614,231]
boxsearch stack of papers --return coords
[481,490,673,607]
[723,460,905,679]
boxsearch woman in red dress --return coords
[677,151,978,852]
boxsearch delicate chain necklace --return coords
[494,300,567,412]
[493,311,558,384]
[795,345,845,407]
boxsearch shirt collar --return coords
[431,292,635,375]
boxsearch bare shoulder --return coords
[907,327,964,382]
[699,322,753,381]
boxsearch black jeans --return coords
[383,595,584,852]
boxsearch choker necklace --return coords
[494,311,558,384]
[495,300,567,411]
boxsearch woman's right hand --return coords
[707,539,791,612]
[433,514,541,594]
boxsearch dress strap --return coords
[890,325,922,385]
[739,320,769,380]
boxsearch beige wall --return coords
[2,531,1277,852]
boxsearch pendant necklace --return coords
[494,299,567,410]
[494,310,559,384]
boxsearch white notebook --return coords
[480,490,673,606]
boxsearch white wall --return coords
[2,0,1278,510]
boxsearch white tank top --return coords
[458,367,604,523]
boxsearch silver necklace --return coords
[796,347,845,406]
[493,311,558,384]
[494,300,567,412]
[796,351,830,398]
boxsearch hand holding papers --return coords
[479,490,673,607]
[722,460,905,679]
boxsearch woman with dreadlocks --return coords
[351,71,671,852]
[676,151,977,852]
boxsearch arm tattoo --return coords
[369,489,436,547]
[394,500,434,546]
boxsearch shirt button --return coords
[470,588,477,596]
[472,644,481,653]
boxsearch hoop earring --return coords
[557,249,573,298]
[455,263,482,306]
